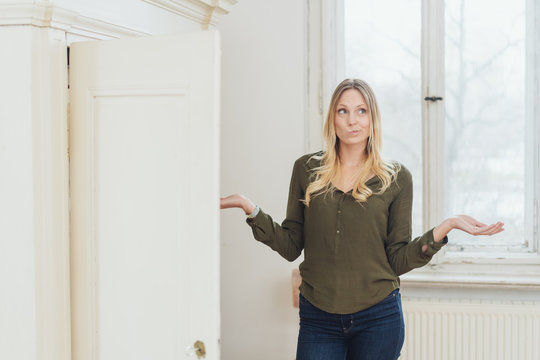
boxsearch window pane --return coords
[344,0,423,235]
[444,0,526,251]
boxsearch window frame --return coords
[306,0,540,286]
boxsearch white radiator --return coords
[400,298,540,360]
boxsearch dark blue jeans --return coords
[296,289,405,360]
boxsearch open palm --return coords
[453,214,504,236]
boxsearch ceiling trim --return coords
[0,1,237,39]
[142,0,238,29]
[0,2,147,39]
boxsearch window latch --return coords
[424,96,444,102]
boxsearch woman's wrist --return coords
[242,198,256,215]
[433,218,455,243]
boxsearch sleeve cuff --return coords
[246,206,264,225]
[421,227,448,256]
[247,205,260,219]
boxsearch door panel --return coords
[69,31,220,360]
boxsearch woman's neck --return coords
[338,144,367,169]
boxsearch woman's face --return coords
[333,89,371,150]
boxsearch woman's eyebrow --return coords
[337,103,366,108]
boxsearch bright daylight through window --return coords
[344,0,530,255]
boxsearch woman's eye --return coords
[337,108,347,115]
[358,108,366,115]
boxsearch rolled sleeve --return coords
[244,157,306,262]
[419,227,448,257]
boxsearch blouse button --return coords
[336,230,340,234]
[338,210,342,214]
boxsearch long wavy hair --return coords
[303,79,401,206]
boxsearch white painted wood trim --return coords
[324,0,540,285]
[305,0,344,153]
[0,2,148,39]
[30,27,72,360]
[534,0,540,253]
[421,0,446,262]
[0,0,238,38]
[321,0,344,111]
[0,1,238,40]
[526,0,540,254]
[414,249,540,287]
[401,268,540,290]
[142,0,237,29]
[305,0,324,153]
[428,0,540,271]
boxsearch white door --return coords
[69,31,220,360]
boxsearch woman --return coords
[220,79,504,360]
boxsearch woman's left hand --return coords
[429,215,505,251]
[451,214,504,236]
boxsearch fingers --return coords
[486,222,504,235]
[457,214,503,236]
[473,222,504,236]
[471,223,495,234]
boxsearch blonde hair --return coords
[303,79,401,206]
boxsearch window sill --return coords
[400,262,540,290]
[438,251,540,265]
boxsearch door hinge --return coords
[67,47,70,89]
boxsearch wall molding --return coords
[0,1,238,37]
[305,0,344,153]
[304,0,323,153]
[0,2,147,39]
[142,0,238,29]
[401,272,540,290]
[29,26,72,360]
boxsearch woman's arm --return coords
[385,167,443,276]
[220,157,307,262]
[385,165,505,270]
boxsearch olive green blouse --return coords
[246,151,448,314]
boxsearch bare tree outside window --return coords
[345,0,423,237]
[344,0,527,253]
[445,0,525,252]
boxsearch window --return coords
[343,0,537,258]
[443,0,526,254]
[307,0,540,274]
[344,0,424,239]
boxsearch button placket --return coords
[335,193,344,250]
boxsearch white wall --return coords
[218,1,307,359]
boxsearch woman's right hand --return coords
[220,194,256,215]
